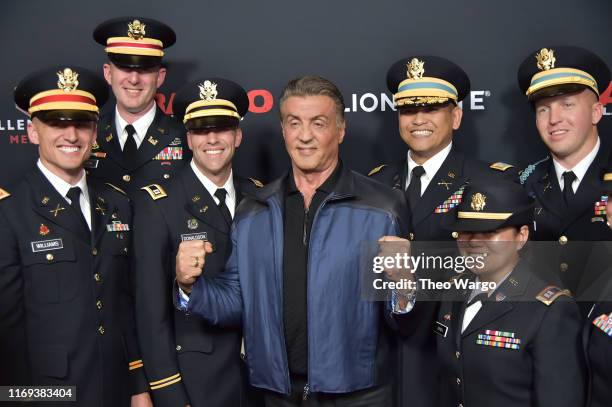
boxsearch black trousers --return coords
[264,375,392,407]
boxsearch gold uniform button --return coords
[456,378,461,385]
[96,300,103,310]
[98,325,105,335]
[559,235,568,245]
[560,262,569,272]
[459,404,464,407]
[163,174,170,179]
[176,345,182,351]
[94,273,102,282]
[409,233,415,240]
[46,253,54,261]
[455,351,460,359]
[122,175,131,182]
[451,231,459,239]
[92,248,98,256]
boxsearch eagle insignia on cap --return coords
[198,80,218,101]
[535,48,556,71]
[471,193,487,211]
[128,19,146,40]
[406,58,425,80]
[57,68,79,92]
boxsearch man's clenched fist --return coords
[176,240,213,294]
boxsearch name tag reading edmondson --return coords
[181,232,208,242]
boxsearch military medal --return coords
[39,224,50,236]
[187,218,198,230]
[476,330,521,350]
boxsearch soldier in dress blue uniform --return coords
[88,17,190,195]
[582,168,612,407]
[0,66,151,406]
[369,56,515,407]
[517,46,612,298]
[396,178,587,407]
[132,77,263,407]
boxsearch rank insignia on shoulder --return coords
[536,286,572,305]
[141,184,168,200]
[0,187,11,201]
[105,183,127,196]
[490,162,514,171]
[476,330,521,350]
[592,313,612,336]
[368,164,386,177]
[248,177,264,188]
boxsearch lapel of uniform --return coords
[461,264,528,338]
[88,180,115,247]
[181,167,230,235]
[451,274,473,348]
[28,170,90,244]
[533,160,564,220]
[563,143,609,231]
[234,174,243,207]
[97,112,127,169]
[411,149,467,227]
[129,108,174,171]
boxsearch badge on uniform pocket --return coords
[434,187,465,214]
[153,147,183,160]
[593,313,612,337]
[594,196,608,217]
[106,221,130,232]
[433,321,448,337]
[476,330,521,349]
[31,238,63,252]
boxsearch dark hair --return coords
[279,75,345,126]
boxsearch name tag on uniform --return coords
[84,159,99,169]
[434,321,448,337]
[181,232,208,242]
[31,238,63,252]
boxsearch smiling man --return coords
[89,17,189,194]
[132,78,262,407]
[0,66,151,406]
[175,75,410,406]
[518,46,612,296]
[369,55,515,407]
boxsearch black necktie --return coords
[467,292,488,307]
[123,124,138,160]
[66,187,90,234]
[214,188,233,226]
[406,166,425,210]
[562,171,577,206]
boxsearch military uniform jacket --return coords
[87,107,190,196]
[132,166,261,407]
[398,261,586,407]
[585,275,612,407]
[369,148,515,242]
[521,140,612,296]
[0,169,147,407]
[369,148,514,407]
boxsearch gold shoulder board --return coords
[368,164,387,177]
[536,286,572,306]
[490,162,514,172]
[0,188,10,201]
[105,183,127,196]
[248,177,264,188]
[141,184,168,200]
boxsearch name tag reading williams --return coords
[31,238,63,253]
[181,232,208,242]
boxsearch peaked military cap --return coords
[93,17,176,69]
[448,178,534,232]
[14,66,108,122]
[518,46,610,101]
[387,55,470,108]
[173,78,249,131]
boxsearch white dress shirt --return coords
[406,142,453,196]
[114,102,157,150]
[190,160,237,217]
[37,159,91,229]
[552,137,600,193]
[461,272,512,333]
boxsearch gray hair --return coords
[279,75,345,126]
